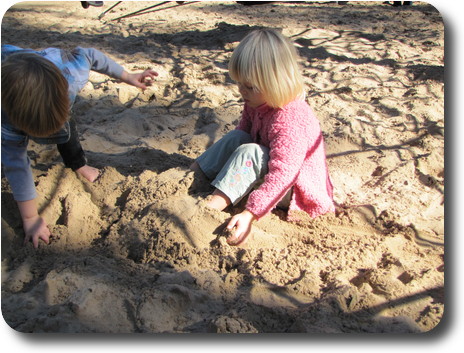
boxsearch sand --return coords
[1,1,444,333]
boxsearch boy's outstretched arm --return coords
[17,199,51,248]
[80,47,158,90]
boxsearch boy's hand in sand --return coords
[17,199,50,248]
[23,215,51,249]
[226,210,257,246]
[121,69,158,90]
[76,165,100,182]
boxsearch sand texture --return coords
[1,1,444,333]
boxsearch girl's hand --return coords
[226,210,257,246]
[121,69,158,90]
[23,215,51,248]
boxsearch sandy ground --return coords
[1,1,444,333]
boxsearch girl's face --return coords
[237,82,266,108]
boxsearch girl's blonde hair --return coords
[228,28,305,108]
[1,52,69,137]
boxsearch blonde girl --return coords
[191,29,335,245]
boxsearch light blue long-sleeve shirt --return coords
[1,45,124,202]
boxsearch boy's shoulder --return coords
[2,44,21,51]
[1,44,23,59]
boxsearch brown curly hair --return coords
[1,52,69,137]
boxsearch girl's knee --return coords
[233,143,270,175]
[224,130,253,144]
[235,143,268,158]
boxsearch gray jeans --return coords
[196,130,291,208]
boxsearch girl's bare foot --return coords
[76,165,100,182]
[206,189,231,211]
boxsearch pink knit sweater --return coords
[236,98,335,221]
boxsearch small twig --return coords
[98,1,122,20]
[111,1,199,21]
[111,1,170,21]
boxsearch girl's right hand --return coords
[226,210,256,246]
[23,215,51,248]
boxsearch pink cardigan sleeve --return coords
[246,102,318,219]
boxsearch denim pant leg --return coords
[213,143,270,205]
[196,130,253,179]
[56,118,87,171]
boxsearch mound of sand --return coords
[1,1,444,333]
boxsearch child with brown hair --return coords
[1,44,158,248]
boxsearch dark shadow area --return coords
[1,0,445,335]
[86,147,192,177]
[408,64,444,82]
[1,16,260,54]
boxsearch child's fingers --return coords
[139,71,159,88]
[144,79,153,87]
[144,69,159,78]
[32,235,39,249]
[227,215,239,230]
[32,231,50,248]
[226,222,249,246]
[41,232,50,245]
[23,234,31,246]
[228,231,247,246]
[226,216,239,244]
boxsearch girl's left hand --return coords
[226,210,257,246]
[121,69,158,90]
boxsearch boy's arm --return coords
[1,135,37,202]
[17,199,51,248]
[78,47,125,79]
[78,47,158,89]
[2,132,50,247]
